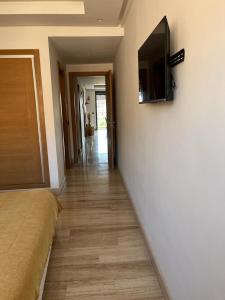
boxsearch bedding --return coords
[0,190,60,300]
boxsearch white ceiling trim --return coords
[0,1,85,15]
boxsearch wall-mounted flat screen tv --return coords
[138,16,173,103]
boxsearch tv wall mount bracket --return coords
[169,49,185,67]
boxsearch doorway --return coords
[69,71,115,168]
[95,91,107,130]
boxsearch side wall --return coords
[0,27,59,188]
[48,40,66,188]
[114,1,225,300]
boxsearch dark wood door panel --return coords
[0,51,49,189]
[106,70,115,168]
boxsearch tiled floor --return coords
[83,129,108,165]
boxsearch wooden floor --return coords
[43,131,165,300]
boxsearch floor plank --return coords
[43,130,165,300]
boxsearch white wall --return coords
[0,27,122,189]
[114,1,225,300]
[0,27,59,188]
[48,40,66,188]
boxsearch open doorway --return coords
[96,91,107,129]
[69,72,115,167]
[78,76,108,165]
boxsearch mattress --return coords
[0,190,60,300]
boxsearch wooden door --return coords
[106,70,116,168]
[0,50,49,190]
[58,65,72,169]
[76,84,83,156]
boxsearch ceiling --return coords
[0,0,128,26]
[51,36,122,64]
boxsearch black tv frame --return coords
[138,16,185,104]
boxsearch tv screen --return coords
[138,16,173,103]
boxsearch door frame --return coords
[0,49,50,189]
[69,71,115,167]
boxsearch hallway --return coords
[84,129,108,165]
[43,136,165,299]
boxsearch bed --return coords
[0,189,60,300]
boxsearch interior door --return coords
[76,84,83,156]
[69,74,79,163]
[0,50,49,189]
[106,70,116,168]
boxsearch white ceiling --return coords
[51,36,122,64]
[77,76,105,90]
[0,0,128,26]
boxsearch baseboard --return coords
[118,168,171,300]
[51,175,66,196]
